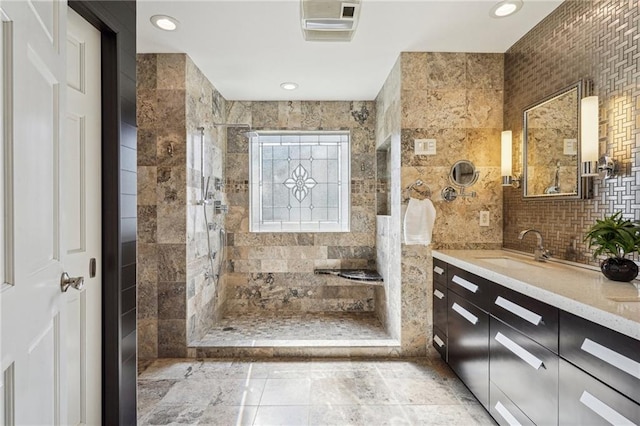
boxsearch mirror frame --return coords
[449,159,479,188]
[522,80,591,200]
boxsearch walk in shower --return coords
[136,54,398,360]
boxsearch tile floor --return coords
[194,312,392,347]
[138,357,496,425]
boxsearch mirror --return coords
[523,81,585,198]
[442,160,479,202]
[450,160,479,187]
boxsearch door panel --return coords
[1,1,66,424]
[64,7,101,425]
[1,3,101,425]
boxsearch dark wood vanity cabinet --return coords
[490,381,535,426]
[446,266,492,409]
[432,258,448,360]
[559,311,640,405]
[432,257,640,426]
[490,317,558,425]
[559,359,640,425]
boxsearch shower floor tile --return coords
[193,312,395,347]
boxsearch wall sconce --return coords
[580,95,618,179]
[501,130,520,188]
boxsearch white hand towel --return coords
[403,197,436,245]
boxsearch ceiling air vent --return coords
[301,0,361,42]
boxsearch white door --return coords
[0,2,101,425]
[64,7,101,426]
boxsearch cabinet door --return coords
[559,359,640,425]
[491,283,559,353]
[433,326,447,361]
[433,258,447,286]
[448,265,493,311]
[447,291,489,408]
[489,381,535,426]
[433,281,447,334]
[560,311,640,405]
[490,317,558,426]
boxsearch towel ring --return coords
[403,179,432,202]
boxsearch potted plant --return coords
[584,211,640,282]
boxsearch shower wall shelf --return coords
[314,269,383,285]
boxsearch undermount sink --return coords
[474,256,541,269]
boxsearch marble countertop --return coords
[433,250,640,340]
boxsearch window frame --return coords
[249,130,351,233]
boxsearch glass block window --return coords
[249,131,350,232]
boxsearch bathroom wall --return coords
[224,100,379,314]
[374,52,504,356]
[401,52,504,355]
[137,53,227,359]
[503,0,640,265]
[185,58,228,344]
[375,57,402,342]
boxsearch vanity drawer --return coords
[560,311,640,404]
[433,326,447,361]
[433,258,447,285]
[448,291,489,408]
[489,381,535,426]
[490,317,558,426]
[491,284,559,353]
[433,282,447,334]
[559,359,640,425]
[447,265,492,310]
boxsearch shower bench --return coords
[314,269,383,284]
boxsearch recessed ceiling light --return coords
[150,15,179,31]
[280,82,299,91]
[490,0,523,18]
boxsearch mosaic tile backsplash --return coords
[503,0,639,266]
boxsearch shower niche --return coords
[376,140,391,216]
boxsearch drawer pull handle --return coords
[452,275,479,293]
[495,296,542,326]
[434,289,445,299]
[495,401,522,426]
[452,302,478,325]
[434,334,445,348]
[434,266,444,275]
[581,338,640,380]
[495,332,544,370]
[579,390,635,425]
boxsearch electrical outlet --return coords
[479,211,490,227]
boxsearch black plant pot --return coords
[600,258,639,282]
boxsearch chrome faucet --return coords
[518,229,551,262]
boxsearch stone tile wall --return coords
[375,57,402,342]
[137,53,187,359]
[399,52,505,356]
[137,54,228,359]
[503,0,640,265]
[185,57,227,344]
[224,101,378,314]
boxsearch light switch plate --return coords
[563,138,577,155]
[480,211,490,227]
[415,139,436,155]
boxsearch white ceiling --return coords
[137,0,563,101]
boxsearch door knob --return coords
[60,272,84,292]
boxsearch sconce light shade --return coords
[501,130,513,186]
[580,96,599,176]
